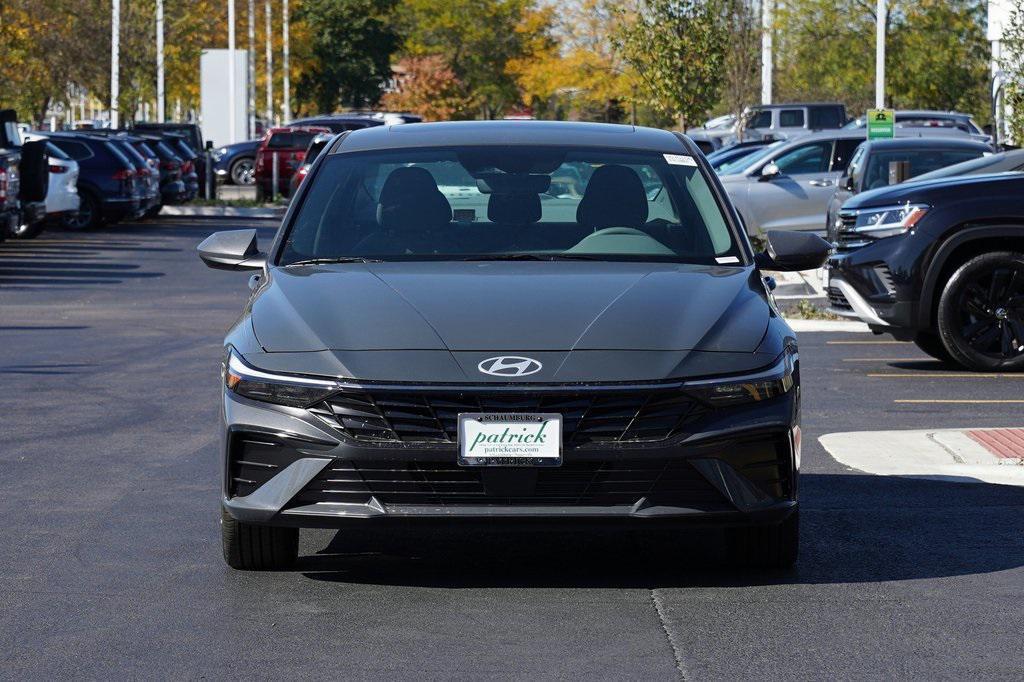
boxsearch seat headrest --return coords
[487,193,542,224]
[576,165,648,230]
[376,166,452,232]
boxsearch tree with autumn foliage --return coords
[616,0,729,129]
[381,56,471,121]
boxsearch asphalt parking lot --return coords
[2,218,1023,680]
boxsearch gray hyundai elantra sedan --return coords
[198,121,829,570]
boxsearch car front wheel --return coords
[937,251,1024,372]
[230,156,256,185]
[221,507,298,570]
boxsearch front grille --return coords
[227,431,333,497]
[289,458,731,509]
[309,388,708,449]
[826,286,852,311]
[836,212,875,252]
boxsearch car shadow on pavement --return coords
[298,473,1024,588]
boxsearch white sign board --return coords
[200,49,248,147]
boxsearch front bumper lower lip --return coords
[827,276,890,327]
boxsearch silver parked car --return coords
[717,130,864,234]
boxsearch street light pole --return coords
[248,0,256,137]
[229,0,237,143]
[265,0,273,126]
[110,0,120,128]
[761,0,773,105]
[875,0,887,108]
[283,0,291,123]
[156,0,164,122]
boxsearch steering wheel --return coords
[589,226,649,237]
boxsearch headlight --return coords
[687,350,796,406]
[223,350,339,407]
[211,147,227,161]
[849,203,928,239]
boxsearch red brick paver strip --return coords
[966,429,1024,459]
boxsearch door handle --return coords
[809,179,834,187]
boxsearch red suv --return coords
[254,126,329,199]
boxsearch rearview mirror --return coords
[197,229,266,271]
[754,230,831,272]
[758,162,781,182]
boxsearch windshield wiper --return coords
[283,257,383,266]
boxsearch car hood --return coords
[843,172,1024,210]
[251,261,770,354]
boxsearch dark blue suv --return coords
[48,132,143,230]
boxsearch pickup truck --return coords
[0,110,49,239]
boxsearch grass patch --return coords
[783,298,841,320]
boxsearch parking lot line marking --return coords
[842,357,924,362]
[826,340,908,345]
[894,399,1024,404]
[870,372,1024,378]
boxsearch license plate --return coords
[458,413,562,467]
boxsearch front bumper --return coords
[221,384,799,527]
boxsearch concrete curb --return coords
[159,205,285,219]
[784,319,870,333]
[820,428,1024,486]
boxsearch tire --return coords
[144,204,162,219]
[936,251,1024,372]
[10,218,45,240]
[61,191,102,231]
[725,509,799,569]
[229,156,256,185]
[913,333,954,363]
[220,507,298,570]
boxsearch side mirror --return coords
[758,162,781,182]
[843,174,855,192]
[754,230,831,272]
[197,229,266,271]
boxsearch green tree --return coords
[1000,0,1024,142]
[773,0,890,115]
[398,0,544,118]
[890,0,989,120]
[294,0,399,113]
[616,0,729,129]
[718,0,761,121]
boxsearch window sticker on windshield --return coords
[664,153,697,167]
[715,256,740,264]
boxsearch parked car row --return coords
[212,112,421,186]
[713,129,994,235]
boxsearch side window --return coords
[268,133,294,149]
[772,141,831,175]
[53,140,93,161]
[810,107,843,129]
[779,109,805,128]
[831,139,862,172]
[750,110,773,128]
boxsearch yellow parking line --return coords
[826,340,908,345]
[870,373,1024,378]
[895,399,1024,404]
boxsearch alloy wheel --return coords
[231,158,256,185]
[954,262,1024,360]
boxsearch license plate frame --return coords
[457,413,562,467]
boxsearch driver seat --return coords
[576,165,649,232]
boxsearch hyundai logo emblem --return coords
[477,356,543,377]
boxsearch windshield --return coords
[910,152,1020,182]
[279,146,743,265]
[862,148,988,190]
[716,141,784,175]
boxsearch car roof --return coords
[750,102,844,109]
[333,120,687,154]
[862,137,992,150]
